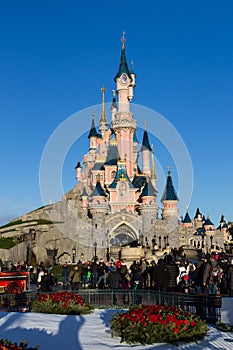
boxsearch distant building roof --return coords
[183,211,192,223]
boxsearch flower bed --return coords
[0,338,39,350]
[31,291,93,315]
[110,304,208,345]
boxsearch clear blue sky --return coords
[1,1,233,226]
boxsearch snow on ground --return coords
[0,309,233,350]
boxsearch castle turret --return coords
[89,174,109,256]
[111,33,136,177]
[138,177,158,239]
[88,112,101,153]
[182,209,192,228]
[161,166,179,220]
[75,161,82,182]
[203,215,214,231]
[140,123,152,177]
[218,214,228,239]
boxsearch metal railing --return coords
[0,289,223,324]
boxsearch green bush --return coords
[31,291,94,315]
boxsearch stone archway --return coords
[110,224,138,247]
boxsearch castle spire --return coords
[114,32,131,81]
[88,112,100,139]
[161,167,178,201]
[140,124,152,151]
[99,86,108,133]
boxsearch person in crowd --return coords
[165,255,179,292]
[40,269,54,292]
[191,260,205,294]
[227,259,233,296]
[130,261,142,289]
[96,261,108,288]
[37,267,45,291]
[148,260,157,289]
[107,265,121,304]
[90,261,98,288]
[203,253,223,295]
[62,261,70,290]
[140,258,149,289]
[121,270,131,305]
[154,258,170,292]
[81,262,90,288]
[69,264,81,291]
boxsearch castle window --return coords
[95,224,98,229]
[111,170,116,179]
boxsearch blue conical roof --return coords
[140,129,152,151]
[109,160,135,189]
[161,168,178,201]
[183,211,191,223]
[114,43,132,81]
[90,179,107,197]
[88,116,102,139]
[204,216,214,226]
[194,208,202,219]
[75,161,82,169]
[140,178,157,198]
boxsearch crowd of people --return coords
[58,250,233,297]
[1,250,233,297]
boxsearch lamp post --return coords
[94,241,97,262]
[72,247,76,264]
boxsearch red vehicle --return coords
[0,271,30,294]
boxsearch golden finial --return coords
[101,86,106,94]
[92,111,95,119]
[144,121,147,130]
[112,89,116,97]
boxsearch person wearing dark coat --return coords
[165,255,179,292]
[108,266,121,289]
[40,269,54,292]
[62,262,70,290]
[227,260,233,296]
[154,258,170,292]
[108,266,121,305]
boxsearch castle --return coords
[0,36,230,266]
